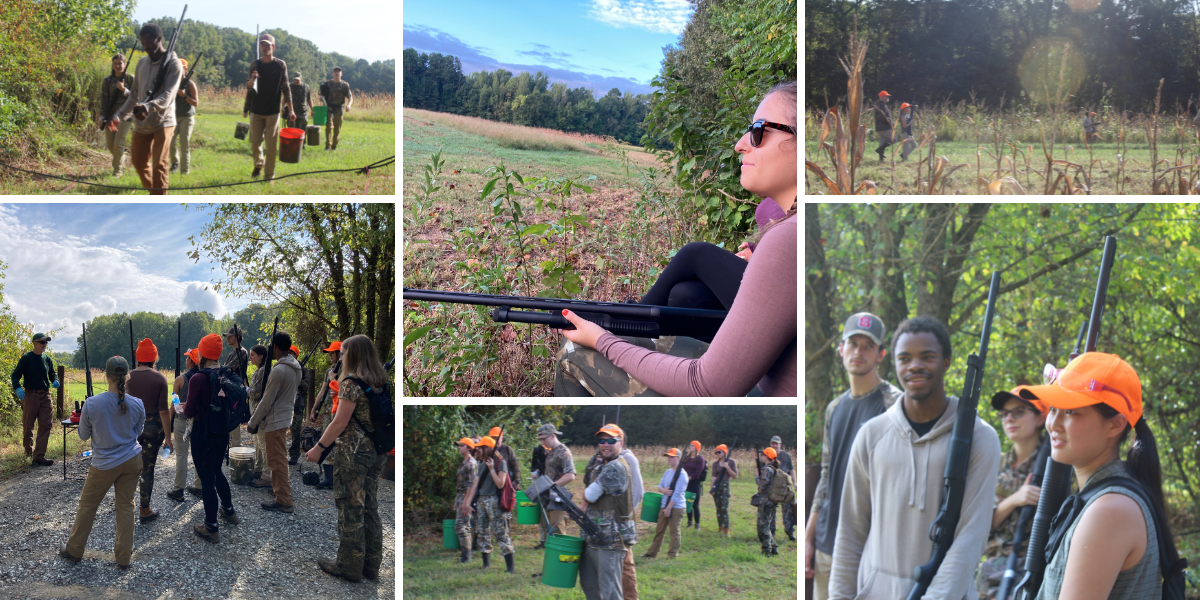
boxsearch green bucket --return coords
[686,491,696,514]
[541,534,585,588]
[313,105,327,126]
[517,491,540,525]
[443,518,459,549]
[641,492,663,523]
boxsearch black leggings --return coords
[686,479,703,523]
[194,433,233,530]
[639,242,747,312]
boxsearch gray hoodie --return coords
[248,354,302,433]
[829,395,1001,600]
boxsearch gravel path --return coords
[0,441,395,600]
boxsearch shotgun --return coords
[128,320,135,367]
[82,323,94,399]
[258,316,279,398]
[100,45,138,130]
[231,323,248,383]
[1014,236,1117,600]
[175,318,181,379]
[908,271,1002,600]
[141,5,188,107]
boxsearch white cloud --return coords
[587,0,693,35]
[183,283,227,318]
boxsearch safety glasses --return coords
[746,119,796,147]
[998,406,1035,421]
[597,437,621,445]
[1043,363,1135,412]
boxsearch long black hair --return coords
[1094,404,1177,553]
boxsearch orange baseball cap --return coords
[488,427,503,437]
[878,90,890,97]
[456,437,475,448]
[763,447,778,460]
[478,436,496,448]
[186,348,200,366]
[900,103,911,110]
[715,444,729,454]
[991,387,1047,415]
[690,440,701,452]
[323,341,342,352]
[595,423,624,438]
[290,345,300,357]
[664,448,681,457]
[1014,352,1142,426]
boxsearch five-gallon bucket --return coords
[685,491,696,514]
[641,492,663,523]
[443,518,459,549]
[306,125,320,146]
[541,534,584,588]
[279,127,305,164]
[228,447,255,485]
[516,491,540,525]
[313,105,327,126]
[234,121,250,140]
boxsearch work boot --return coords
[317,464,333,489]
[220,506,241,524]
[481,553,491,570]
[139,507,159,523]
[261,500,294,513]
[317,557,361,583]
[165,489,184,502]
[252,166,262,179]
[288,456,298,465]
[250,478,272,488]
[193,523,218,544]
[170,163,179,173]
[460,546,472,563]
[186,486,203,497]
[504,553,515,574]
[686,515,693,527]
[533,541,545,550]
[33,457,53,466]
[878,151,885,162]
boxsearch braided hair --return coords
[115,375,128,415]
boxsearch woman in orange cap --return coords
[461,435,515,573]
[454,437,478,563]
[755,447,781,556]
[1015,353,1180,600]
[183,333,241,543]
[710,444,738,536]
[682,441,707,530]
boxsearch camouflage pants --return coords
[712,480,731,529]
[781,500,796,538]
[474,495,514,556]
[553,336,709,397]
[137,417,165,508]
[757,502,778,554]
[333,445,384,577]
[453,492,473,550]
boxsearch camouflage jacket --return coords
[585,456,636,551]
[224,346,249,380]
[334,378,375,454]
[455,455,478,508]
[543,443,575,482]
[984,446,1037,559]
[756,465,776,495]
[810,381,903,518]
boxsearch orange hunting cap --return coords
[186,348,200,366]
[763,447,778,460]
[900,103,911,110]
[715,444,729,454]
[323,341,342,352]
[1015,352,1142,426]
[289,345,299,357]
[488,427,502,437]
[456,437,475,448]
[690,440,701,452]
[478,436,496,448]
[198,333,223,360]
[136,338,158,362]
[991,387,1048,415]
[595,423,624,438]
[878,90,890,97]
[664,448,681,457]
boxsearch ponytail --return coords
[1097,404,1177,553]
[116,377,128,415]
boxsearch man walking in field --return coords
[10,333,59,466]
[875,90,894,161]
[288,72,313,133]
[244,33,295,182]
[1083,111,1102,145]
[108,23,183,195]
[320,67,353,151]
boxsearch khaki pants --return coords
[169,115,195,173]
[580,544,624,600]
[249,112,281,180]
[130,126,175,195]
[622,546,638,600]
[539,508,567,542]
[65,454,142,566]
[644,507,684,558]
[104,119,132,174]
[171,413,199,492]
[254,428,271,481]
[325,113,343,149]
[265,428,292,506]
[22,390,52,460]
[814,548,833,600]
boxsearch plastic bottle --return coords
[80,450,92,458]
[161,446,172,459]
[172,393,183,414]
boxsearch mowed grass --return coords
[403,447,797,600]
[3,112,395,195]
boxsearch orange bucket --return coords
[279,127,305,164]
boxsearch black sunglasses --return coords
[597,438,621,445]
[746,119,796,147]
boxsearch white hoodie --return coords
[829,395,1001,600]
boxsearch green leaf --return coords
[480,177,499,200]
[403,326,432,349]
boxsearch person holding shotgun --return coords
[309,340,343,489]
[108,22,183,195]
[584,428,645,599]
[828,315,1001,600]
[755,446,782,556]
[127,338,171,523]
[578,423,637,600]
[222,325,250,447]
[533,423,576,549]
[169,56,199,175]
[247,331,302,513]
[454,437,479,563]
[709,443,738,537]
[682,441,706,530]
[642,447,688,559]
[100,52,135,177]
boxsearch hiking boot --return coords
[504,553,515,574]
[252,166,262,179]
[250,478,272,488]
[220,507,241,524]
[459,547,472,564]
[533,541,545,550]
[117,563,131,571]
[193,523,218,544]
[317,557,361,582]
[317,464,333,489]
[481,553,491,569]
[59,547,80,564]
[166,489,185,502]
[33,457,54,466]
[25,450,31,458]
[878,152,885,162]
[186,487,203,497]
[261,501,294,513]
[139,508,159,523]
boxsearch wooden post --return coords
[56,365,65,420]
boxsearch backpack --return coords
[1045,475,1187,600]
[205,366,249,437]
[345,377,395,455]
[767,466,795,504]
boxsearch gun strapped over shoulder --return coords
[142,5,189,107]
[403,288,728,339]
[100,45,137,130]
[908,271,1002,600]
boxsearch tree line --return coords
[402,48,653,145]
[558,405,796,450]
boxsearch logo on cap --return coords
[858,316,872,328]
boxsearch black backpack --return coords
[204,366,249,437]
[1046,475,1187,600]
[345,377,394,455]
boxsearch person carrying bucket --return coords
[584,430,644,599]
[643,447,688,559]
[460,436,515,573]
[534,423,576,549]
[320,67,353,151]
[578,424,637,600]
[454,437,478,563]
[243,33,295,183]
[288,72,313,133]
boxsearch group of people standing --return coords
[807,310,1181,600]
[9,327,390,584]
[450,422,793,600]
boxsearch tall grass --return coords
[405,107,596,153]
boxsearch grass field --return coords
[403,446,798,599]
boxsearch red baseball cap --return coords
[878,90,890,98]
[1014,353,1142,426]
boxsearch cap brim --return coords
[1013,384,1097,410]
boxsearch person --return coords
[459,435,515,573]
[320,67,353,150]
[223,326,250,449]
[898,103,917,161]
[59,357,145,569]
[248,332,302,513]
[308,340,343,489]
[99,53,135,177]
[554,81,797,397]
[828,315,1001,599]
[288,344,311,465]
[755,447,782,556]
[167,348,203,501]
[288,72,313,132]
[107,23,182,195]
[642,447,688,559]
[585,432,645,600]
[185,333,242,543]
[875,90,894,161]
[126,338,171,523]
[454,437,478,563]
[489,425,522,483]
[769,435,796,541]
[534,423,576,549]
[806,312,903,600]
[1016,353,1180,600]
[302,334,385,581]
[168,57,198,174]
[682,441,706,530]
[975,388,1048,598]
[709,443,738,536]
[1083,112,1103,145]
[245,345,272,486]
[9,332,58,466]
[578,424,637,600]
[244,33,295,182]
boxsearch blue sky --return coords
[403,0,693,96]
[0,204,252,353]
[134,0,397,63]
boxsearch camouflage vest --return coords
[586,456,636,550]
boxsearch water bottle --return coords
[80,450,92,458]
[161,446,172,459]
[172,393,183,414]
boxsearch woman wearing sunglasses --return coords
[1014,353,1180,600]
[554,82,796,397]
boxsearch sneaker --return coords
[252,166,262,178]
[250,478,272,488]
[192,523,218,544]
[166,489,184,502]
[261,501,294,513]
[220,507,241,524]
[186,487,203,497]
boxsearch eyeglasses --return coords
[597,438,621,445]
[33,341,48,345]
[746,119,797,147]
[998,406,1035,421]
[1043,363,1135,413]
